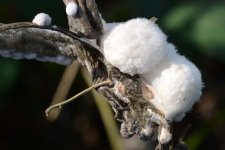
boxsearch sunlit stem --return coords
[45,80,111,117]
[47,61,80,122]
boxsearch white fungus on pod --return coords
[66,2,78,17]
[101,18,203,144]
[32,13,52,26]
[158,127,172,144]
[101,18,203,122]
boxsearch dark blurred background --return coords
[0,0,225,149]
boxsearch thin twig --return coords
[45,79,111,117]
[47,61,80,122]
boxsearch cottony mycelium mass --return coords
[101,18,203,122]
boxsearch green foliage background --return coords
[0,0,225,149]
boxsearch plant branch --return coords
[45,79,111,116]
[47,61,80,122]
[0,0,181,149]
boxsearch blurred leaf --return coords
[162,2,225,61]
[162,3,201,31]
[191,5,225,59]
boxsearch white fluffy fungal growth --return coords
[32,13,52,26]
[141,44,202,121]
[101,18,169,76]
[101,18,203,122]
[66,2,78,17]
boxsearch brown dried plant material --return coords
[0,0,192,149]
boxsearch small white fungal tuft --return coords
[66,2,78,17]
[158,127,172,144]
[32,13,52,26]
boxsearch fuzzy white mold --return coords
[101,18,203,122]
[101,18,169,76]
